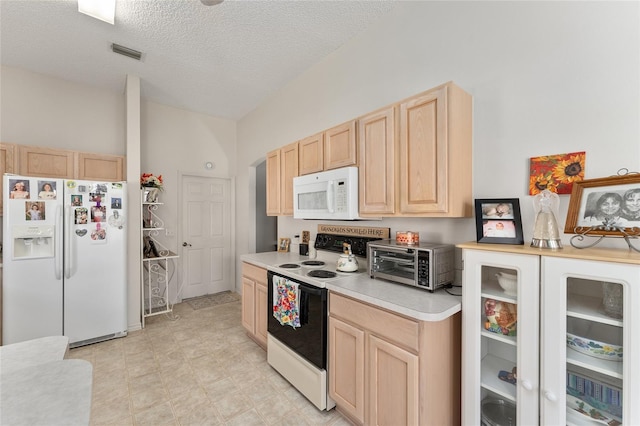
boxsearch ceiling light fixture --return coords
[111,43,142,61]
[78,0,116,25]
[201,0,224,5]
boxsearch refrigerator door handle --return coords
[55,205,63,280]
[64,204,72,279]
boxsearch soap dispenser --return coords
[531,189,562,249]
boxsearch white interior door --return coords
[180,175,232,299]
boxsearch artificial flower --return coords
[140,173,164,190]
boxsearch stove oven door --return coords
[267,271,327,370]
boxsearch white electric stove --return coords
[266,232,381,411]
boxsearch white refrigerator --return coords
[2,174,127,346]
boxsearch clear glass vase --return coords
[602,282,623,319]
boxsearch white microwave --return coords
[293,166,364,220]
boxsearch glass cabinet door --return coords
[462,250,539,425]
[541,257,639,425]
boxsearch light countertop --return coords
[1,336,91,426]
[1,359,92,425]
[241,251,461,322]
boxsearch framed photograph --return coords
[564,174,640,236]
[278,238,291,253]
[475,199,524,245]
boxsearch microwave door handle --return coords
[326,181,335,213]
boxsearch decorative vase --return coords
[602,282,623,319]
[145,187,160,203]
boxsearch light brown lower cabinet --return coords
[241,262,267,349]
[329,292,461,426]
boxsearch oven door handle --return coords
[269,273,325,297]
[297,282,324,296]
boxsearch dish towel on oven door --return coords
[272,276,301,328]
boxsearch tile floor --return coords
[68,297,352,426]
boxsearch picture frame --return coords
[564,174,640,236]
[278,237,291,253]
[474,198,524,245]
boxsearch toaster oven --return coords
[367,240,455,292]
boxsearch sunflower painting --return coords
[529,151,585,195]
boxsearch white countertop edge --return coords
[326,283,461,322]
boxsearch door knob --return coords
[182,242,192,247]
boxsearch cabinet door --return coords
[358,106,396,215]
[461,249,540,425]
[324,120,357,171]
[541,257,639,426]
[77,152,124,181]
[368,334,419,426]
[1,143,18,215]
[399,83,472,217]
[298,132,324,176]
[254,281,268,348]
[241,277,256,334]
[280,142,298,216]
[329,317,365,423]
[265,149,281,216]
[398,86,447,214]
[18,145,75,178]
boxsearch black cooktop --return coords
[278,263,300,269]
[307,270,337,279]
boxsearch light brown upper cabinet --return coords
[16,144,125,182]
[77,152,124,181]
[265,149,281,216]
[359,82,472,218]
[1,143,18,215]
[266,142,299,216]
[297,120,357,176]
[324,120,357,171]
[298,132,324,176]
[358,106,396,215]
[19,145,75,179]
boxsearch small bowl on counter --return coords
[566,317,622,362]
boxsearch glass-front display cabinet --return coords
[459,243,639,426]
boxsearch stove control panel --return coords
[314,233,383,257]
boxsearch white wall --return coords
[236,1,640,276]
[0,66,125,154]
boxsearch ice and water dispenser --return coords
[12,225,55,259]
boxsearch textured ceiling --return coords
[0,0,397,120]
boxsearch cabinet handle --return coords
[521,379,533,391]
[182,242,192,247]
[544,391,557,402]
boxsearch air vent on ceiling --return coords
[111,43,142,61]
